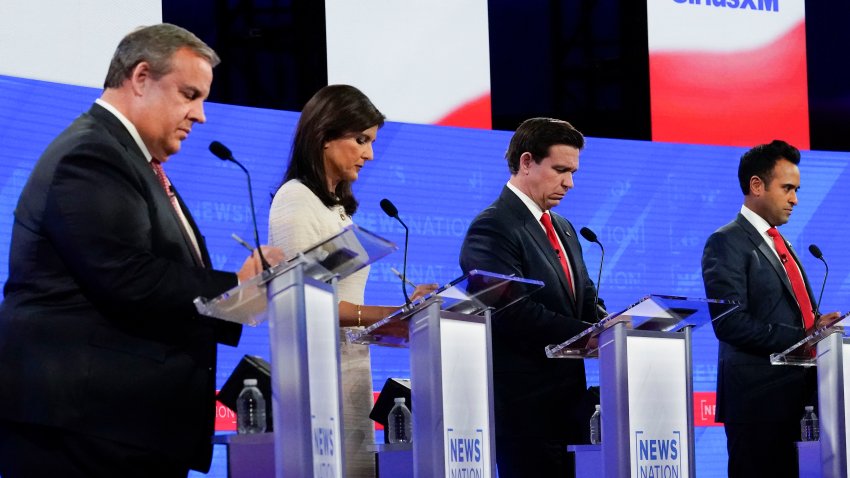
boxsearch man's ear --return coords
[128,61,152,96]
[749,175,764,196]
[519,152,534,173]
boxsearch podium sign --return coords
[771,312,850,478]
[440,317,491,477]
[196,225,396,478]
[349,270,542,478]
[547,295,738,478]
[603,326,691,478]
[815,331,850,478]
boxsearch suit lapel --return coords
[172,186,210,268]
[499,187,577,311]
[735,215,797,302]
[552,214,583,314]
[89,103,206,269]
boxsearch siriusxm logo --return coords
[673,0,779,11]
[635,430,683,478]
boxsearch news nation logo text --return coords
[635,430,683,478]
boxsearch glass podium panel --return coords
[346,270,544,347]
[194,224,397,326]
[770,311,850,367]
[545,294,740,359]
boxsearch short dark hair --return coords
[103,23,220,89]
[737,139,801,195]
[506,117,585,174]
[282,84,386,216]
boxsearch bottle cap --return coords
[244,378,258,386]
[595,404,601,411]
[394,397,406,404]
[805,405,814,411]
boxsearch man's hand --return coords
[813,311,844,331]
[410,283,439,301]
[236,246,284,282]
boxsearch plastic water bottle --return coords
[237,378,267,434]
[800,406,819,441]
[388,397,412,443]
[590,404,602,444]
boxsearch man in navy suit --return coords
[460,118,604,477]
[702,140,840,478]
[0,24,282,477]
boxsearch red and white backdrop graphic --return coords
[325,0,492,129]
[647,0,809,148]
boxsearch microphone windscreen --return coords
[209,141,233,161]
[580,226,598,243]
[808,244,823,260]
[380,198,399,218]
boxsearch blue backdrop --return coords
[2,75,849,477]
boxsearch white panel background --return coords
[325,0,491,124]
[0,0,162,88]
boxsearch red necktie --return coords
[541,212,574,297]
[150,160,203,264]
[150,160,182,216]
[767,227,815,330]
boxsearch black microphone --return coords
[579,226,605,318]
[808,244,828,316]
[209,141,270,270]
[380,198,412,306]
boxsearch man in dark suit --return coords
[459,118,604,477]
[702,140,840,478]
[0,24,283,477]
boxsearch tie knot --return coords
[540,212,553,227]
[767,227,779,239]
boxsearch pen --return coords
[390,267,418,288]
[231,233,254,252]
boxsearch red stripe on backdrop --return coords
[216,398,237,432]
[435,93,492,129]
[213,393,385,432]
[215,391,720,431]
[650,22,809,148]
[693,391,721,427]
[374,391,384,431]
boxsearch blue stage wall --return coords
[2,75,849,477]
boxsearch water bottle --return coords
[237,378,267,434]
[388,397,413,444]
[800,405,819,441]
[589,404,602,444]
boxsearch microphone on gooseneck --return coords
[208,140,271,270]
[579,226,606,318]
[380,198,412,306]
[808,244,828,316]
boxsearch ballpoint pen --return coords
[390,267,417,288]
[231,233,254,252]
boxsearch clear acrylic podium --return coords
[195,225,397,478]
[347,270,543,478]
[770,311,850,478]
[546,295,739,478]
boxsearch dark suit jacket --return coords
[459,186,602,439]
[0,103,241,471]
[702,213,816,424]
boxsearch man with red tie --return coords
[0,24,283,477]
[702,140,840,478]
[460,117,605,477]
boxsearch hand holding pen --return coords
[232,233,284,281]
[391,267,438,301]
